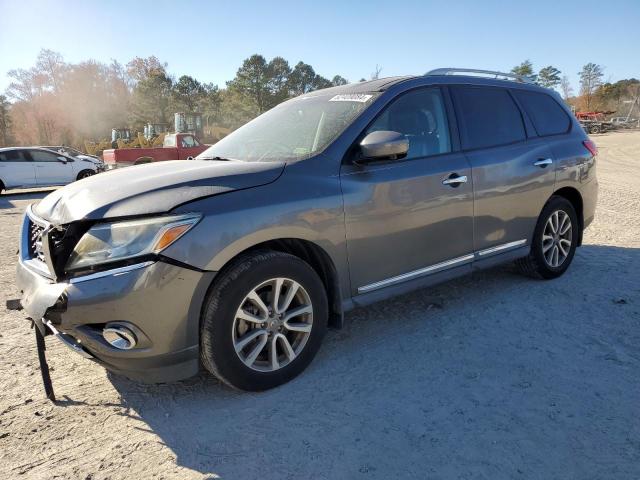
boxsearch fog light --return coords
[103,326,137,350]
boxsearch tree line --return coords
[510,60,639,112]
[0,50,348,148]
[0,51,638,149]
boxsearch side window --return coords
[181,135,196,148]
[366,88,451,160]
[29,150,62,162]
[512,90,571,137]
[452,86,526,150]
[0,150,27,162]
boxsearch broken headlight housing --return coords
[66,214,201,271]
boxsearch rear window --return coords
[513,90,571,137]
[164,135,177,147]
[452,86,526,150]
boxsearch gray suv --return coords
[14,69,598,392]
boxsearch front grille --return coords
[28,220,47,262]
[25,208,86,279]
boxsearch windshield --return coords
[197,92,378,162]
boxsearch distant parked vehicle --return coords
[0,147,103,194]
[576,112,614,134]
[39,145,103,163]
[102,132,208,168]
[610,117,639,128]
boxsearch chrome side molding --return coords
[357,239,527,294]
[358,254,474,294]
[476,239,527,257]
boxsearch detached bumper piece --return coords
[7,298,94,402]
[34,321,55,402]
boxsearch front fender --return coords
[163,170,350,299]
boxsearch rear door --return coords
[450,85,556,255]
[0,150,36,188]
[27,149,76,185]
[341,87,474,294]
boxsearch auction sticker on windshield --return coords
[329,94,373,102]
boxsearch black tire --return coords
[200,250,328,391]
[516,196,579,279]
[76,169,95,181]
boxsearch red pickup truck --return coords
[102,133,208,167]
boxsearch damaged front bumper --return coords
[15,256,215,385]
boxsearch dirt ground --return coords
[1,131,639,480]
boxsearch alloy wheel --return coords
[232,277,313,372]
[542,210,572,268]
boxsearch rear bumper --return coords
[16,258,215,383]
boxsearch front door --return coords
[26,149,75,186]
[341,87,474,295]
[450,86,556,254]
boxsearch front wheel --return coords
[200,251,328,391]
[516,196,579,279]
[76,169,95,180]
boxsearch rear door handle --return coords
[534,158,553,167]
[442,174,468,186]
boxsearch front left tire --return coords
[200,250,328,391]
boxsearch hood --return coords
[35,160,285,225]
[77,154,102,164]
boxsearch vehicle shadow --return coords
[0,190,54,210]
[108,244,640,479]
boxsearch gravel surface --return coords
[1,131,639,479]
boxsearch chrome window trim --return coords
[357,254,475,294]
[356,239,528,294]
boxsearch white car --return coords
[0,147,103,194]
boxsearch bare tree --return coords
[560,76,574,101]
[371,64,383,80]
[579,63,604,110]
[0,95,11,146]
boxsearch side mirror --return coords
[57,156,68,164]
[359,130,409,162]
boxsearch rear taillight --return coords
[583,139,598,157]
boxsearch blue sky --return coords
[1,0,638,94]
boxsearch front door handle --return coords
[534,158,553,167]
[442,174,468,186]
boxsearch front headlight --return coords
[66,214,201,271]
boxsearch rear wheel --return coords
[200,251,328,391]
[516,196,579,279]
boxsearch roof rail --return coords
[425,68,535,84]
